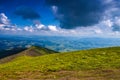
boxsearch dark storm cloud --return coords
[14,7,40,20]
[46,0,111,29]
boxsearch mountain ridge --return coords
[0,46,58,63]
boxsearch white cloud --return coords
[102,19,113,28]
[48,25,58,31]
[24,26,34,32]
[17,28,22,31]
[94,29,102,34]
[0,13,15,31]
[0,24,6,27]
[0,13,10,25]
[35,24,45,29]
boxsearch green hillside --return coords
[0,46,58,64]
[0,47,120,80]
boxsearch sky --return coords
[1,0,120,37]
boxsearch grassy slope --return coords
[0,47,120,80]
[0,46,58,64]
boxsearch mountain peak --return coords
[22,46,58,56]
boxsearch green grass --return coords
[0,47,120,80]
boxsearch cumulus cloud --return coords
[0,13,10,25]
[0,13,21,32]
[14,7,40,20]
[35,24,46,30]
[0,13,10,29]
[24,26,34,32]
[48,25,58,31]
[23,24,59,32]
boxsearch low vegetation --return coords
[0,46,120,80]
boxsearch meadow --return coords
[0,46,120,80]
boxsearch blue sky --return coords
[0,0,58,26]
[0,0,120,37]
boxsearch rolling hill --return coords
[0,46,120,80]
[0,46,58,64]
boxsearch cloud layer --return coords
[46,0,112,29]
[0,12,120,37]
[46,0,120,30]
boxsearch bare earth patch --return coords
[0,69,120,80]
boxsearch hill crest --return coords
[0,46,58,63]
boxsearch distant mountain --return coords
[0,46,58,63]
